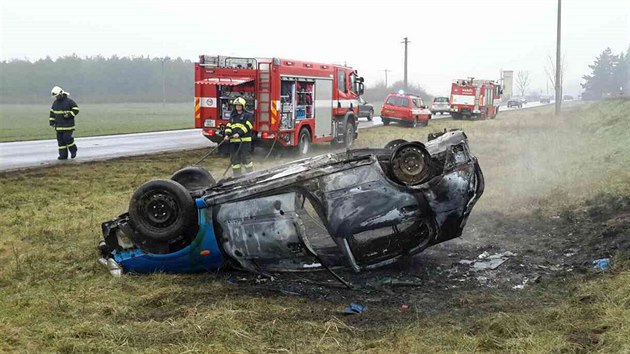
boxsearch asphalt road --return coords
[0,104,546,172]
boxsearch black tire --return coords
[171,167,216,191]
[384,139,408,150]
[297,128,311,155]
[367,110,374,121]
[389,143,432,186]
[128,179,197,243]
[382,118,391,126]
[344,122,355,148]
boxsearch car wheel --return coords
[171,167,216,191]
[367,110,373,121]
[344,122,355,148]
[389,143,432,186]
[128,179,197,243]
[297,128,311,155]
[382,118,390,126]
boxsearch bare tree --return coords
[515,71,531,97]
[544,53,566,97]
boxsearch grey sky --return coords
[2,0,628,96]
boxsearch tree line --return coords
[0,55,194,104]
[0,55,433,105]
[581,45,629,100]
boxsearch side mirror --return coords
[358,82,365,95]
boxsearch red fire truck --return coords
[194,55,365,154]
[449,78,502,120]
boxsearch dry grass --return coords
[0,100,629,353]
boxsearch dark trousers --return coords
[229,141,253,176]
[56,130,77,159]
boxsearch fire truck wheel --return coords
[382,118,391,126]
[344,122,355,148]
[128,179,197,242]
[297,128,311,155]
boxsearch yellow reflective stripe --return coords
[231,123,248,133]
[50,109,54,112]
[72,106,79,110]
[58,145,67,149]
[67,142,76,147]
[229,137,252,142]
[52,110,75,114]
[226,123,232,127]
[243,162,254,168]
[56,126,75,131]
[231,164,241,169]
[49,118,55,121]
[245,120,253,129]
[224,128,232,133]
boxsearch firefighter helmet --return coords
[233,97,246,108]
[51,86,65,97]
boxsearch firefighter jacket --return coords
[49,96,80,131]
[224,110,254,143]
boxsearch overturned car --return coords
[98,130,484,277]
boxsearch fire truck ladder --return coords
[257,62,271,129]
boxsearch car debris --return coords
[97,130,484,284]
[593,258,610,270]
[343,303,365,315]
[459,251,516,271]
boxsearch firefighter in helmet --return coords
[49,86,80,160]
[223,97,254,176]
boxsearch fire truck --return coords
[449,78,502,119]
[194,55,365,154]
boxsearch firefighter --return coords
[49,86,80,160]
[223,97,254,176]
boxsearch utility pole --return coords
[555,0,562,115]
[401,37,410,90]
[383,69,391,87]
[161,57,166,106]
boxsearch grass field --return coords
[0,102,192,142]
[1,100,629,353]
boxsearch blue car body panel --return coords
[113,208,224,274]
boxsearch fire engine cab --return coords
[194,55,365,154]
[449,78,502,120]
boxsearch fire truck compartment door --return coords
[314,79,333,138]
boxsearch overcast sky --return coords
[2,0,628,96]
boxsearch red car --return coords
[380,92,432,127]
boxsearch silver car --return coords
[431,97,450,115]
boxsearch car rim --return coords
[141,191,178,228]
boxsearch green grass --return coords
[1,100,629,353]
[0,102,193,142]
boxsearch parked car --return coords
[431,97,450,115]
[507,98,523,108]
[380,92,432,127]
[357,97,374,121]
[539,96,551,104]
[98,130,484,277]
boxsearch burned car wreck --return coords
[98,130,484,277]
